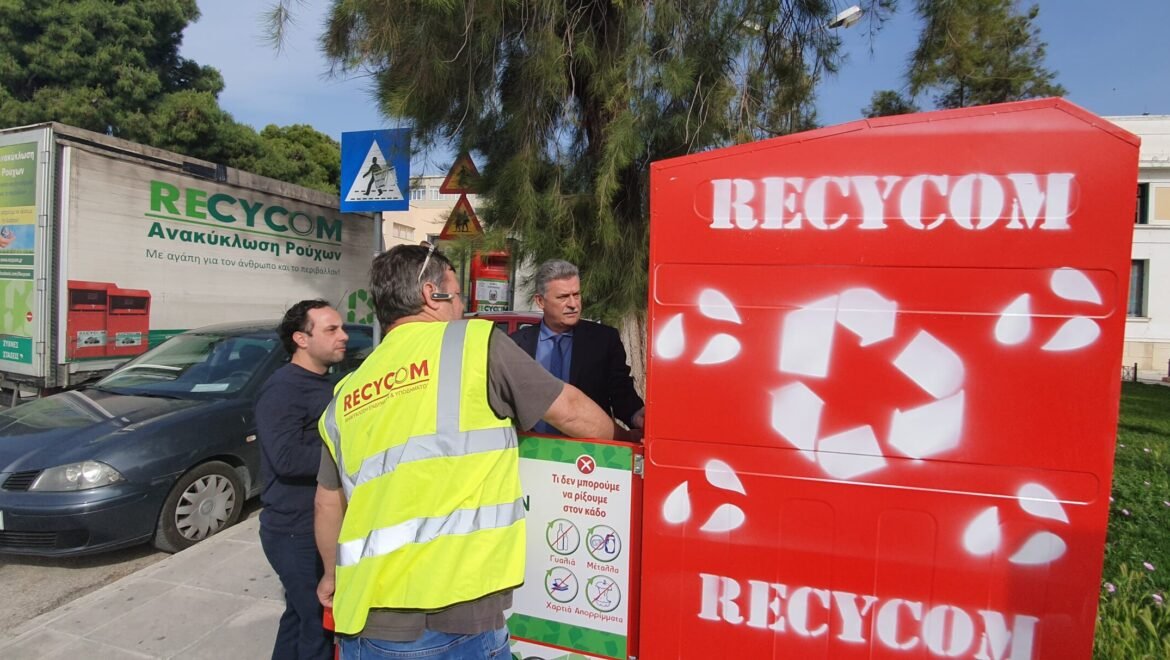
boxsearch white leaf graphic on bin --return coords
[1009,532,1067,565]
[705,459,746,494]
[652,289,742,365]
[1051,267,1101,304]
[1017,483,1069,523]
[655,313,685,359]
[699,289,742,324]
[995,294,1032,345]
[663,460,748,535]
[959,482,1070,567]
[694,334,740,365]
[963,506,1002,556]
[1042,317,1100,352]
[700,504,745,533]
[994,267,1103,352]
[662,482,691,524]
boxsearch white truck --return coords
[0,122,378,400]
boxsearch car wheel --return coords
[152,461,244,553]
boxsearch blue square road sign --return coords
[340,129,411,213]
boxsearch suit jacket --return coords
[510,319,644,427]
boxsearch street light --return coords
[828,5,863,30]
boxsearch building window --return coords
[1128,260,1147,317]
[429,187,441,201]
[392,223,414,240]
[410,188,426,201]
[1136,183,1149,224]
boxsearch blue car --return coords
[0,321,372,557]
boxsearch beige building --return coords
[1108,115,1170,379]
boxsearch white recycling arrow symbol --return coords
[771,288,966,480]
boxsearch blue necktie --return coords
[549,334,567,381]
[534,335,568,435]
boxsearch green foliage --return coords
[312,0,868,323]
[247,125,343,196]
[1097,383,1170,657]
[1096,564,1170,659]
[908,0,1065,108]
[122,90,261,164]
[862,89,919,118]
[0,0,221,132]
[0,0,341,194]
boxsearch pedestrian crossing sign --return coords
[340,129,410,212]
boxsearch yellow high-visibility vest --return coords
[319,320,523,635]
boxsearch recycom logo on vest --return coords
[342,360,430,415]
[708,173,1075,231]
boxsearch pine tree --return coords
[863,89,919,118]
[296,0,873,331]
[907,0,1065,108]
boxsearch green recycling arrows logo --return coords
[346,289,375,324]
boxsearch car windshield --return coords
[96,333,279,397]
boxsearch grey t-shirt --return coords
[317,329,563,641]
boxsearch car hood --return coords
[0,389,209,472]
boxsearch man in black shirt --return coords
[257,299,349,660]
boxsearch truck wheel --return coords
[153,461,244,553]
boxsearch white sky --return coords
[182,1,1170,175]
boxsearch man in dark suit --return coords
[510,260,645,435]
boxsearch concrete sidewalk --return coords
[0,517,283,659]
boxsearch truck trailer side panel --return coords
[0,123,376,392]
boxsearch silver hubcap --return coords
[175,474,236,541]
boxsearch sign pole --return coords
[373,210,384,343]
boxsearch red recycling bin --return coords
[470,250,511,312]
[105,286,151,357]
[66,280,110,359]
[639,99,1138,659]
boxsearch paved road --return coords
[0,544,167,643]
[0,502,262,646]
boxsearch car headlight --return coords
[29,461,125,491]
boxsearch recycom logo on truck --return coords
[144,181,345,262]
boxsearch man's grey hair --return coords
[535,259,579,297]
[369,244,453,326]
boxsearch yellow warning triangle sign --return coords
[438,195,484,240]
[439,153,481,194]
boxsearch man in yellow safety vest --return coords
[315,242,639,659]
